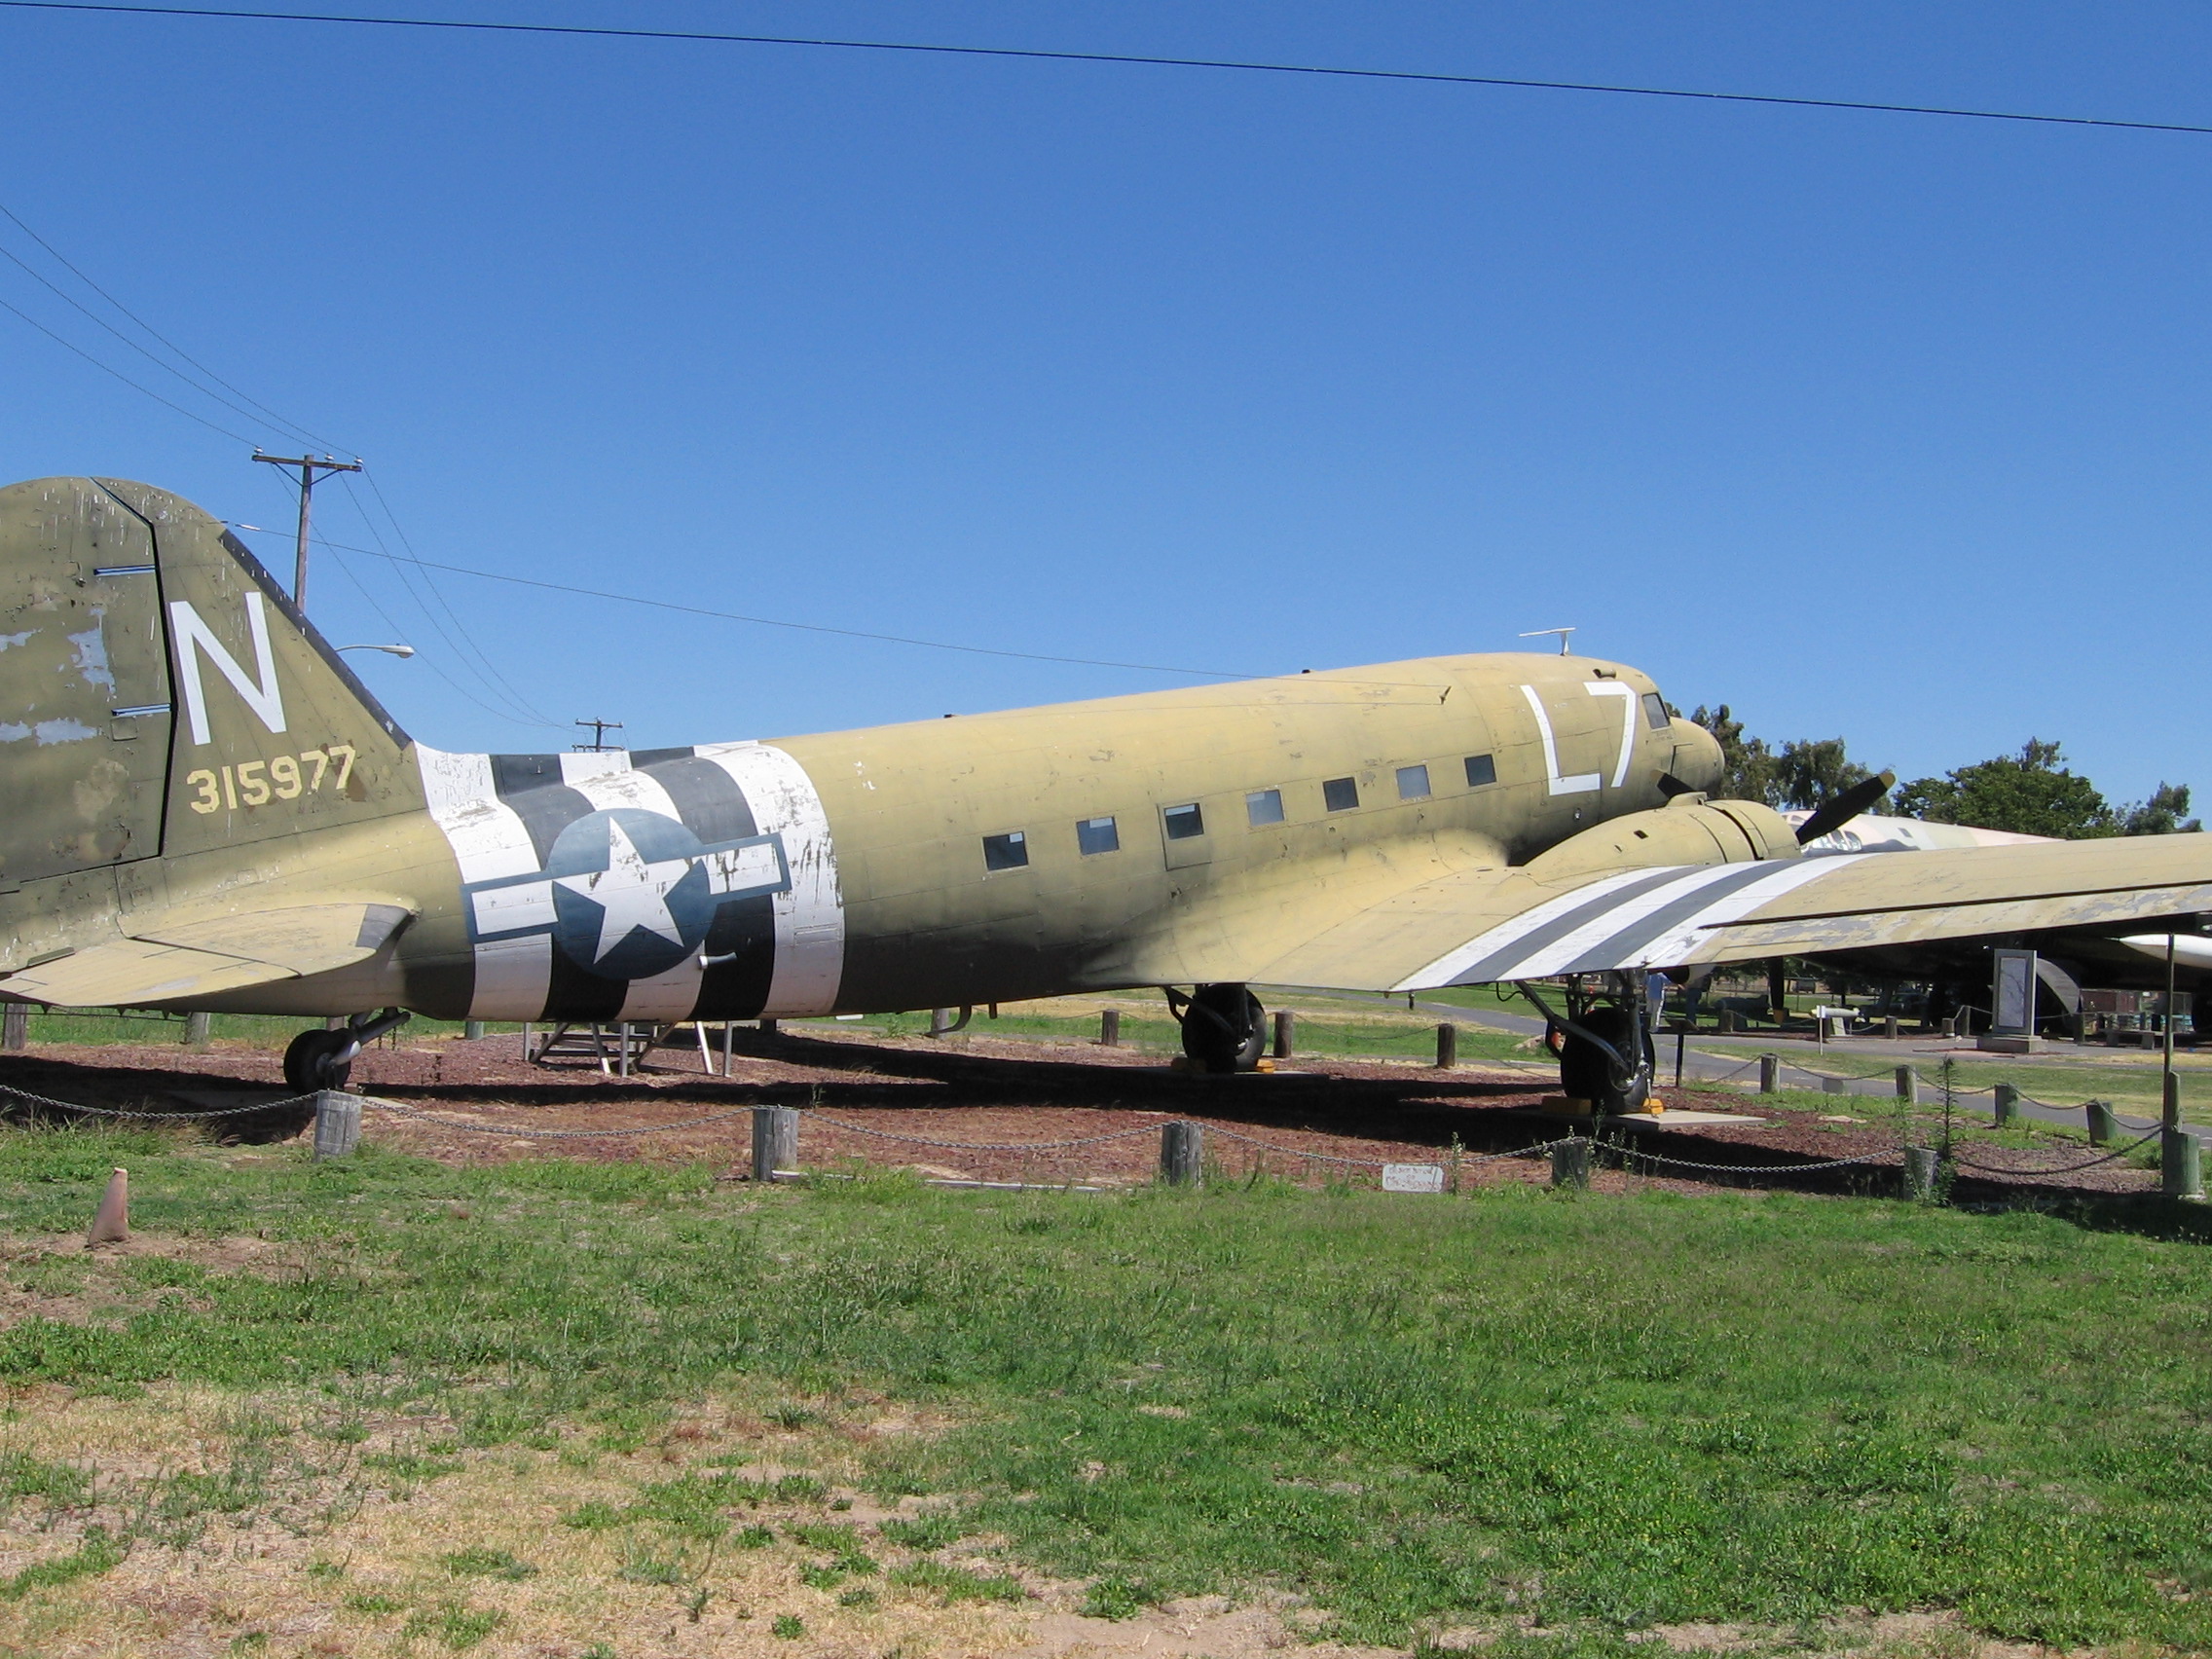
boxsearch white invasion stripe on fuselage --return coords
[561,763,707,1023]
[695,741,844,1016]
[416,745,553,1020]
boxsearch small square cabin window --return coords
[1076,815,1120,856]
[1162,802,1205,840]
[982,830,1029,871]
[1395,764,1430,801]
[1245,788,1285,827]
[1641,692,1671,730]
[1322,776,1359,813]
[1464,754,1497,788]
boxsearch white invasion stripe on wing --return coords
[1503,864,1788,978]
[695,741,844,1016]
[1391,868,1665,991]
[415,746,551,1019]
[1618,855,1868,969]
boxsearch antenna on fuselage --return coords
[1519,627,1576,655]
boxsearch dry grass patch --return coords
[0,1382,1053,1658]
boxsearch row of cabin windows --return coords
[981,751,1504,872]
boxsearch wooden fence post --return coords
[1435,1023,1457,1070]
[1099,1010,1121,1048]
[1,1003,26,1051]
[2086,1100,2117,1146]
[1160,1121,1204,1186]
[1272,1010,1295,1059]
[1895,1065,1918,1104]
[2163,1129,2204,1201]
[1902,1146,1939,1201]
[1992,1083,2017,1126]
[463,1020,486,1041]
[1758,1053,1780,1094]
[752,1105,798,1182]
[184,1011,211,1049]
[313,1091,362,1160]
[1549,1139,1591,1190]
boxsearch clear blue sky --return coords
[2,2,2206,806]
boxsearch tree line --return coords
[1686,705,2199,840]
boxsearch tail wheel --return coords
[282,1028,356,1093]
[1557,1005,1652,1115]
[1181,984,1266,1073]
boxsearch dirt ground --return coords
[0,1023,2163,1202]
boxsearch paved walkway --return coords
[1296,988,2202,1146]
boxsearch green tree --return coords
[1689,704,1778,805]
[1893,739,2120,839]
[2118,782,2201,835]
[1690,708,1884,811]
[1771,737,1883,811]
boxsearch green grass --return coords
[2,1125,2210,1647]
[8,1010,523,1049]
[808,1008,1538,1066]
[1700,1048,2210,1124]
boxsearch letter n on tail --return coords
[169,595,286,745]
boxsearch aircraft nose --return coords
[1668,719,1725,793]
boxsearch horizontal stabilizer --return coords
[3,902,413,1007]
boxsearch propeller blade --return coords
[1794,770,1897,845]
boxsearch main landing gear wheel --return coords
[1557,1004,1653,1117]
[1178,983,1266,1074]
[282,1028,357,1094]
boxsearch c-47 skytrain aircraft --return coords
[6,478,2211,1109]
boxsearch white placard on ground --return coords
[1381,1162,1446,1194]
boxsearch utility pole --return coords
[573,719,625,753]
[251,451,363,612]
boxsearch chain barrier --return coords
[1604,1139,1899,1177]
[792,1110,1161,1153]
[1202,1121,1574,1171]
[0,1081,321,1122]
[362,1099,765,1140]
[1946,1130,2161,1175]
[7,1072,2192,1186]
[1696,1055,1765,1083]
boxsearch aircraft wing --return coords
[1125,833,2212,993]
[2,903,413,1007]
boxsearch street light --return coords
[335,644,416,658]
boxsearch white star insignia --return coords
[554,819,696,966]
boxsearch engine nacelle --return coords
[1523,796,1799,886]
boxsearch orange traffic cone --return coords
[88,1167,129,1246]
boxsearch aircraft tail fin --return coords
[0,476,421,887]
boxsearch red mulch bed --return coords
[0,1025,2159,1202]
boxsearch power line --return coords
[3,2,2209,138]
[314,536,569,730]
[334,472,563,727]
[234,525,1263,679]
[0,290,258,443]
[0,197,344,451]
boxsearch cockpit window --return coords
[1641,692,1670,730]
